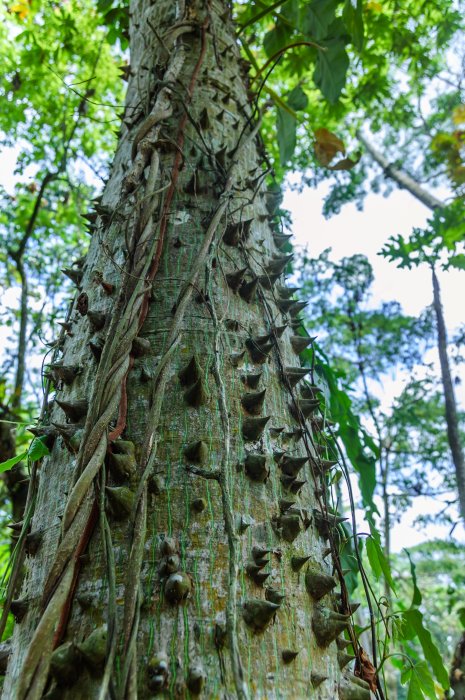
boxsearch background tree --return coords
[0,0,123,527]
[293,3,465,523]
[296,250,462,694]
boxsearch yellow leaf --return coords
[314,128,345,166]
[9,0,29,20]
[452,105,465,125]
[366,1,383,11]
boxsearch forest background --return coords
[0,0,464,698]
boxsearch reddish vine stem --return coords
[144,15,210,297]
[51,499,99,647]
[108,357,134,441]
[113,17,210,440]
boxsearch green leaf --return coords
[280,0,300,26]
[342,0,364,51]
[28,436,50,462]
[237,0,291,35]
[313,38,349,103]
[287,85,308,111]
[303,0,338,40]
[447,253,465,270]
[276,106,296,165]
[403,609,449,689]
[414,661,437,700]
[330,468,343,485]
[366,537,382,579]
[0,451,27,474]
[313,350,378,515]
[407,673,425,700]
[405,550,422,607]
[263,21,293,58]
[97,0,116,11]
[367,530,397,593]
[339,522,362,593]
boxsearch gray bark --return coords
[432,268,465,522]
[3,3,372,699]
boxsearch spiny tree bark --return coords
[3,3,372,699]
[358,131,465,524]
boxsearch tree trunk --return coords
[0,405,28,528]
[431,267,465,522]
[3,3,372,699]
[450,631,465,700]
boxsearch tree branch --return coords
[357,131,444,211]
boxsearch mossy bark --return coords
[3,2,369,698]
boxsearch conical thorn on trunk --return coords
[226,267,247,292]
[242,416,270,441]
[179,356,201,387]
[312,604,350,647]
[239,277,259,303]
[241,372,262,390]
[244,453,269,482]
[222,219,253,246]
[282,649,299,663]
[184,440,208,464]
[305,565,337,600]
[291,555,311,572]
[291,335,315,354]
[241,389,266,415]
[56,399,88,423]
[243,598,280,632]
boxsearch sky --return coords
[284,179,465,551]
[286,179,464,329]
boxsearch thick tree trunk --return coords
[431,268,465,522]
[3,2,372,699]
